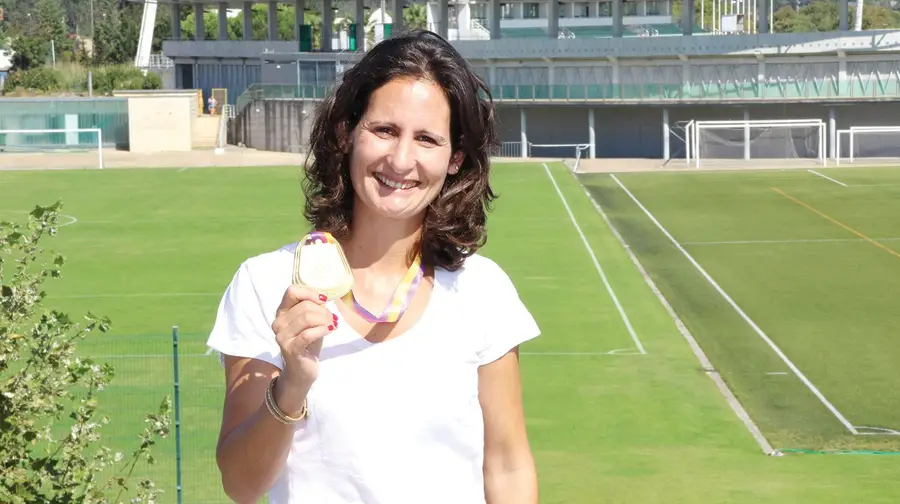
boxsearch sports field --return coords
[1,162,899,503]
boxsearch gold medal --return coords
[292,231,354,300]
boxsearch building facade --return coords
[140,0,899,160]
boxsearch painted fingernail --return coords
[333,313,338,321]
[328,324,335,331]
[319,294,327,302]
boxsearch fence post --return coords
[171,326,184,504]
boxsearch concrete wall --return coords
[114,92,196,153]
[232,99,318,153]
[231,98,900,160]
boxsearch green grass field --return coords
[2,162,900,503]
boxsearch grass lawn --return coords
[1,162,899,503]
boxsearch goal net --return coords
[0,128,104,169]
[689,119,826,168]
[835,126,900,165]
[527,143,591,172]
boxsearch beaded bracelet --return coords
[265,376,308,424]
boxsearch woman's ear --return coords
[448,152,464,175]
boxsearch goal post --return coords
[834,126,900,166]
[0,128,104,169]
[526,143,591,172]
[688,119,826,169]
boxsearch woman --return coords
[207,30,541,504]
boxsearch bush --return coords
[2,63,163,96]
[142,71,163,90]
[0,202,171,504]
[3,67,63,94]
[90,65,161,95]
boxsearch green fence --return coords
[0,97,130,150]
[90,328,232,504]
[235,76,900,109]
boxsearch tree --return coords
[402,3,427,31]
[767,0,900,32]
[9,36,50,71]
[36,0,71,53]
[0,202,171,504]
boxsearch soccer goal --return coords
[834,126,900,166]
[687,119,826,169]
[526,143,592,172]
[0,128,104,169]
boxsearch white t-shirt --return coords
[206,242,541,504]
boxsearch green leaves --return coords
[0,202,171,504]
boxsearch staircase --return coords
[192,115,220,149]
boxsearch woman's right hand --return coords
[270,285,338,412]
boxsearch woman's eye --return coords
[416,135,436,144]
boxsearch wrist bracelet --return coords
[265,376,308,424]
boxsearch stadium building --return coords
[138,0,900,164]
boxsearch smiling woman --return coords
[206,30,541,504]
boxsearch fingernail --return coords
[333,313,338,321]
[328,324,334,331]
[319,294,327,302]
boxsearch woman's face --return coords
[348,76,461,224]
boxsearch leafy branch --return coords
[0,202,171,504]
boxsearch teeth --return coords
[375,173,417,190]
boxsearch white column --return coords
[218,3,228,40]
[295,0,305,40]
[392,0,405,35]
[588,108,596,159]
[172,3,182,40]
[547,0,558,38]
[355,0,365,49]
[243,2,253,40]
[612,0,623,37]
[520,108,528,158]
[268,1,278,41]
[491,0,501,38]
[663,108,670,161]
[743,108,751,161]
[439,0,449,39]
[194,3,204,41]
[322,0,333,50]
[829,108,836,161]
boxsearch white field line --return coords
[683,237,900,246]
[570,171,777,455]
[542,163,646,355]
[808,169,849,187]
[609,173,859,436]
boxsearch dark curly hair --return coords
[301,30,499,272]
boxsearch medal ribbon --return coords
[300,231,424,324]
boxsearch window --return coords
[559,3,568,18]
[471,2,488,23]
[597,1,611,16]
[500,3,515,19]
[524,2,540,18]
[645,0,665,14]
[623,0,637,15]
[448,5,458,29]
[574,2,589,17]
